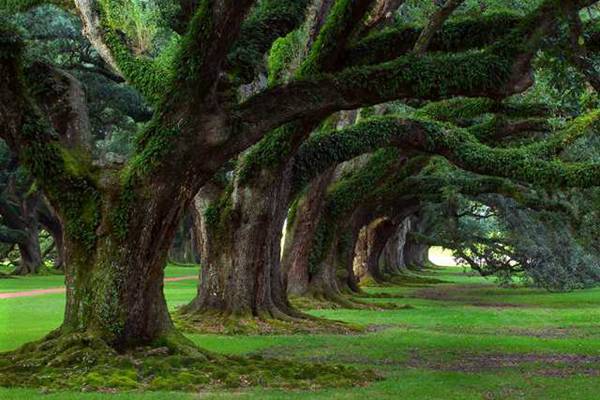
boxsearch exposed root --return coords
[0,329,377,392]
[174,309,361,335]
[290,291,404,311]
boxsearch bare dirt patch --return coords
[407,350,600,377]
[0,276,198,300]
[411,284,528,308]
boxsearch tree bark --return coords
[184,164,301,320]
[403,215,430,269]
[56,185,191,350]
[37,197,65,270]
[380,217,411,275]
[283,169,334,296]
[307,208,370,301]
[169,213,198,264]
[14,227,43,275]
[1,192,45,276]
[353,218,396,284]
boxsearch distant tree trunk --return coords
[169,213,198,264]
[37,197,64,270]
[283,169,334,296]
[307,208,370,302]
[380,217,411,274]
[187,182,226,312]
[14,227,42,275]
[9,195,44,275]
[353,218,396,284]
[403,215,430,269]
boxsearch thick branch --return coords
[0,225,28,245]
[292,113,600,189]
[566,3,600,92]
[413,0,465,54]
[345,12,521,67]
[363,0,405,31]
[300,0,377,75]
[227,0,311,83]
[175,0,256,96]
[73,0,171,103]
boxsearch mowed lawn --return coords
[1,263,600,399]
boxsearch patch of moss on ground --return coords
[174,311,362,336]
[387,273,448,286]
[0,332,378,393]
[289,293,405,312]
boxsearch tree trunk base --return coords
[175,306,357,335]
[292,287,408,311]
[357,272,392,288]
[0,327,374,391]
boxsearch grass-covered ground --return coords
[1,261,600,399]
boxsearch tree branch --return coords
[292,112,600,190]
[413,0,465,54]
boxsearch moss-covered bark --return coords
[379,218,411,275]
[182,163,304,327]
[353,218,397,285]
[283,169,335,296]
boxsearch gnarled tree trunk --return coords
[353,218,396,285]
[307,208,370,302]
[403,215,430,269]
[169,213,198,264]
[283,169,334,296]
[183,164,301,320]
[14,228,42,275]
[380,217,411,275]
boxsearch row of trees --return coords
[1,0,599,367]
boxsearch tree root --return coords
[290,290,405,311]
[0,329,377,392]
[174,308,361,335]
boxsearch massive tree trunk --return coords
[353,218,397,284]
[183,164,301,320]
[380,217,411,275]
[50,177,201,351]
[403,215,430,269]
[306,208,370,303]
[283,169,334,296]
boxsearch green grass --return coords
[1,264,600,399]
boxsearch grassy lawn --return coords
[1,263,600,399]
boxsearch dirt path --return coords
[0,275,198,300]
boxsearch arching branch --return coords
[292,112,600,190]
